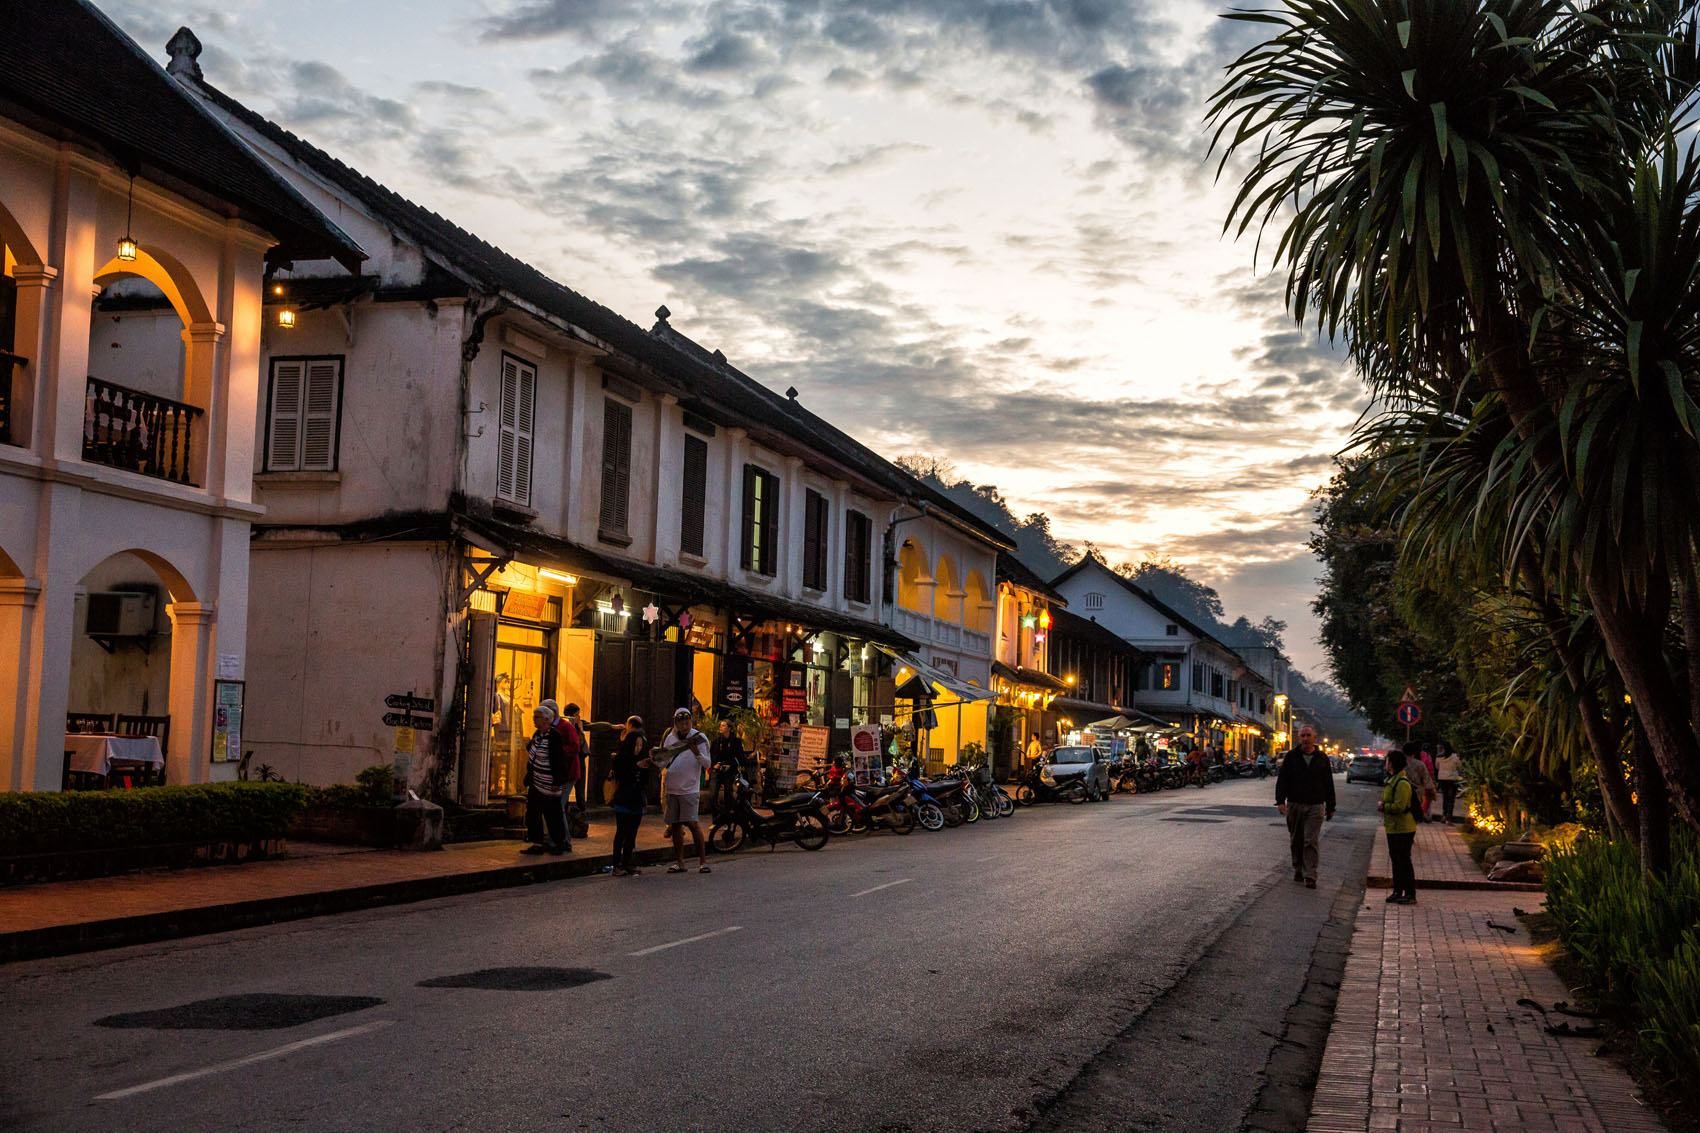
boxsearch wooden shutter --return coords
[758,470,778,575]
[599,397,632,533]
[267,360,305,470]
[843,510,870,602]
[498,355,535,504]
[740,464,757,571]
[803,490,824,589]
[680,434,707,556]
[300,359,341,471]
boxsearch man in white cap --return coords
[659,707,712,873]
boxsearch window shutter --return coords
[740,465,757,570]
[599,398,633,533]
[803,490,825,589]
[843,510,870,603]
[267,360,305,471]
[300,359,341,471]
[680,434,708,556]
[498,356,535,505]
[759,471,778,575]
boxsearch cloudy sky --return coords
[110,0,1365,676]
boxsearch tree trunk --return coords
[1638,740,1673,879]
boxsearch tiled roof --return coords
[1051,556,1243,658]
[996,552,1067,602]
[0,2,362,269]
[188,74,1010,550]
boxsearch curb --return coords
[0,843,683,965]
[1365,873,1544,893]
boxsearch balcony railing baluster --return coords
[82,376,201,485]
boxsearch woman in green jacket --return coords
[1379,750,1417,904]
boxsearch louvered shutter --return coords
[300,359,341,471]
[759,471,778,575]
[740,465,758,571]
[267,360,305,471]
[498,356,535,505]
[599,398,632,533]
[803,490,826,590]
[680,434,707,556]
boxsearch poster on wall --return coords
[798,725,830,767]
[211,679,244,763]
[780,665,808,716]
[850,723,882,784]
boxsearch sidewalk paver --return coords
[1368,820,1541,891]
[1311,832,1666,1132]
[0,819,706,962]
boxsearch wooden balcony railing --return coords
[83,377,201,485]
[0,354,18,446]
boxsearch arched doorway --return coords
[83,267,203,485]
[61,550,196,786]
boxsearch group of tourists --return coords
[522,704,761,876]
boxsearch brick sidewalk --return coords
[0,818,707,961]
[1311,842,1666,1131]
[1367,821,1542,891]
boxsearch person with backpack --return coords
[659,707,712,874]
[539,699,583,850]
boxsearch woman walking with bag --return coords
[607,715,652,876]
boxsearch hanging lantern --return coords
[1038,609,1051,630]
[276,306,298,329]
[115,173,138,261]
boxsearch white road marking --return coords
[96,1019,393,1101]
[850,878,914,898]
[627,925,743,956]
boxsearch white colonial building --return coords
[166,29,1007,795]
[0,4,360,790]
[1051,556,1276,757]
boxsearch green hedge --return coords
[0,782,309,858]
[1545,832,1700,1087]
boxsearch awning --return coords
[459,512,918,650]
[991,661,1070,693]
[1050,694,1122,719]
[879,647,996,703]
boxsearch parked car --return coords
[1046,746,1112,800]
[1345,754,1387,785]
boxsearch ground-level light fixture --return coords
[539,568,578,585]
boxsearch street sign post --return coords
[385,693,435,713]
[382,711,434,730]
[1396,700,1422,741]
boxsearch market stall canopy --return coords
[1088,715,1136,732]
[880,647,996,703]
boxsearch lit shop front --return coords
[453,523,911,803]
[880,649,995,775]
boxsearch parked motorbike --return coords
[892,767,951,830]
[709,777,830,853]
[1013,761,1090,805]
[835,779,917,835]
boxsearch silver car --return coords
[1046,746,1112,800]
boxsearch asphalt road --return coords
[0,776,1380,1133]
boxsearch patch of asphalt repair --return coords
[416,967,612,991]
[1022,814,1375,1133]
[93,993,386,1031]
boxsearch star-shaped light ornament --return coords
[642,602,660,625]
[678,610,693,630]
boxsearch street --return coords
[0,778,1378,1133]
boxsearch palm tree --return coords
[1210,0,1700,836]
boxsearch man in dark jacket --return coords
[709,719,747,815]
[1275,725,1336,888]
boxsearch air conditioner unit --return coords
[85,590,157,639]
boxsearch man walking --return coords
[1276,725,1336,888]
[660,708,712,874]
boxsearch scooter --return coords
[891,767,950,831]
[1013,761,1089,805]
[836,779,917,835]
[709,777,829,853]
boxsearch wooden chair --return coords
[116,715,169,786]
[66,712,115,734]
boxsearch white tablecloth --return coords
[65,734,164,775]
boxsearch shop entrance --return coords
[488,621,554,799]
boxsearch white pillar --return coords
[45,154,101,466]
[8,264,58,453]
[166,600,216,784]
[21,524,81,792]
[183,321,224,490]
[0,576,42,790]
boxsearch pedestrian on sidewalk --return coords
[1434,742,1463,824]
[1275,725,1336,889]
[539,700,582,850]
[710,719,746,817]
[521,706,571,855]
[1405,745,1435,823]
[607,715,652,876]
[1379,750,1418,904]
[659,707,712,875]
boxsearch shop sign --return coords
[780,666,808,715]
[503,591,548,621]
[385,693,435,712]
[834,718,850,729]
[723,656,750,707]
[383,711,434,730]
[798,725,830,764]
[211,679,244,763]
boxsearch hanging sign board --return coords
[383,712,434,730]
[723,656,750,708]
[798,725,830,765]
[780,666,809,715]
[385,693,435,713]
